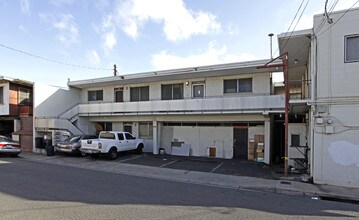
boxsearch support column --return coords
[264,118,271,165]
[153,120,158,155]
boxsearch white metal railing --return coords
[78,95,285,115]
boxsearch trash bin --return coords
[46,145,54,156]
[45,138,54,156]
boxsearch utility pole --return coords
[257,52,289,177]
[113,64,117,76]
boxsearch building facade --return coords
[0,76,33,152]
[34,60,285,163]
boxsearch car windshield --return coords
[64,136,81,143]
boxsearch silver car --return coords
[57,134,98,156]
[0,136,21,157]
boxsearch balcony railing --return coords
[78,95,285,116]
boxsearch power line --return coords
[278,0,310,54]
[273,0,309,57]
[0,42,112,71]
[316,0,359,36]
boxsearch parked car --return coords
[80,131,144,160]
[56,134,98,156]
[0,136,21,157]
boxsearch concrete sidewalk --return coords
[18,152,359,203]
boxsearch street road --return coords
[0,157,358,220]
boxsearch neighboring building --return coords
[279,7,359,188]
[34,60,286,163]
[0,76,33,152]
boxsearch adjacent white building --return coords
[279,7,359,188]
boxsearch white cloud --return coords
[105,0,221,42]
[20,0,30,15]
[102,31,117,52]
[50,0,74,6]
[40,13,80,46]
[86,50,100,65]
[151,42,257,70]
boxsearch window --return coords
[117,133,124,140]
[125,133,136,140]
[291,134,300,147]
[19,88,31,104]
[88,90,103,101]
[224,78,252,94]
[130,86,149,102]
[99,132,115,139]
[345,35,359,62]
[161,83,183,100]
[0,87,3,103]
[139,122,153,139]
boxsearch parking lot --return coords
[87,152,284,180]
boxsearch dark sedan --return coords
[0,136,21,157]
[56,134,97,156]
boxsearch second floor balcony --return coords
[77,95,285,116]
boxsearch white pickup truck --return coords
[80,131,144,159]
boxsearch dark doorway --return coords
[114,88,124,102]
[233,127,248,159]
[272,120,285,164]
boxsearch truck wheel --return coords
[136,144,143,154]
[108,148,117,160]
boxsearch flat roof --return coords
[68,59,282,89]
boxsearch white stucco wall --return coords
[313,8,359,187]
[288,123,307,167]
[35,83,80,117]
[161,126,233,159]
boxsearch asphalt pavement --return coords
[5,152,359,204]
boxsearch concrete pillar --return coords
[153,120,158,154]
[264,118,271,165]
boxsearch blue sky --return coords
[0,0,358,87]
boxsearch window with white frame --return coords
[223,78,252,94]
[161,83,183,100]
[88,90,103,101]
[130,86,149,102]
[345,35,359,62]
[139,122,153,139]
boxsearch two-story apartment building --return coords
[34,60,285,164]
[0,76,33,152]
[278,7,359,188]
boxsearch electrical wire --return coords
[273,0,310,57]
[278,0,310,54]
[316,0,359,36]
[0,42,112,71]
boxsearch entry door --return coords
[233,128,248,159]
[192,84,204,98]
[115,88,124,102]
